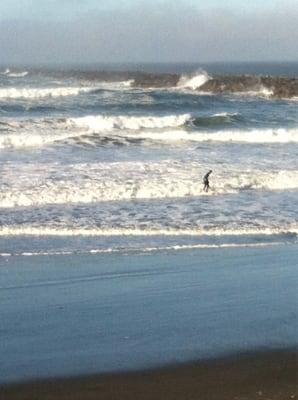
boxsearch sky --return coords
[0,0,297,65]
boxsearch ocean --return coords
[1,64,298,384]
[0,63,298,257]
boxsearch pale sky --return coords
[0,0,297,65]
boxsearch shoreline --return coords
[1,349,297,399]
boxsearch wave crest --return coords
[1,118,298,149]
[0,86,95,99]
[69,114,191,132]
[177,70,210,90]
[7,71,28,78]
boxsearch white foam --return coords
[237,86,274,98]
[1,161,298,208]
[118,79,134,87]
[129,127,298,143]
[177,70,210,90]
[69,120,298,144]
[0,225,297,237]
[69,114,191,131]
[0,86,95,99]
[7,71,28,78]
[258,86,274,97]
[1,68,10,75]
[0,118,80,149]
[99,79,134,88]
[0,133,57,149]
[141,241,285,251]
[205,128,298,143]
[212,112,239,117]
[237,170,298,190]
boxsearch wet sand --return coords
[1,350,297,400]
[1,245,297,392]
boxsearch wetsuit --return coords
[203,171,212,192]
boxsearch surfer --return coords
[203,170,212,192]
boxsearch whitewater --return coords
[0,66,297,256]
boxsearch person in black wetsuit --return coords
[203,170,212,192]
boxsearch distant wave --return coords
[0,79,134,100]
[1,161,297,208]
[1,68,28,77]
[0,86,96,99]
[177,70,210,90]
[8,71,28,78]
[88,80,134,91]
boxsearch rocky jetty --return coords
[199,75,298,98]
[37,68,298,98]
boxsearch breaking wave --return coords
[241,87,274,98]
[0,114,191,149]
[177,70,210,90]
[66,117,298,144]
[0,131,72,149]
[1,115,298,149]
[0,68,28,78]
[1,68,10,75]
[63,114,298,143]
[0,118,76,149]
[69,114,191,131]
[0,86,96,99]
[7,71,28,78]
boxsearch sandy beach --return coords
[1,350,297,400]
[0,245,297,398]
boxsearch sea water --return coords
[0,64,297,256]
